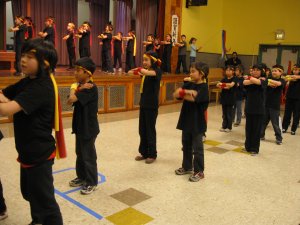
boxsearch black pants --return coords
[245,113,263,153]
[20,160,63,225]
[175,55,188,74]
[282,98,300,132]
[75,136,98,186]
[102,49,113,72]
[67,46,76,68]
[15,43,23,73]
[182,131,204,173]
[162,53,171,73]
[113,50,122,69]
[138,108,158,158]
[125,51,134,73]
[222,104,234,130]
[261,108,282,141]
[79,47,91,58]
[0,179,6,213]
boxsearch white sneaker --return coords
[219,128,226,132]
[225,128,232,132]
[118,68,122,72]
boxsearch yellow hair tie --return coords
[75,65,93,76]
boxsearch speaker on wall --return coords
[186,0,208,8]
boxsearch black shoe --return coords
[291,131,296,135]
[282,129,287,133]
[276,140,282,145]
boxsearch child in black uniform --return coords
[124,30,136,73]
[174,62,209,182]
[260,64,285,144]
[24,16,34,40]
[282,64,300,135]
[233,65,244,126]
[161,34,173,73]
[38,16,55,45]
[77,22,91,58]
[0,131,8,221]
[98,23,114,73]
[217,65,236,132]
[68,57,100,194]
[113,32,123,72]
[8,16,27,76]
[63,22,76,70]
[243,64,267,155]
[129,51,162,164]
[175,34,188,74]
[143,34,154,52]
[0,38,63,225]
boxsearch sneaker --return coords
[219,128,226,132]
[276,140,282,145]
[291,131,296,135]
[233,122,240,127]
[135,155,146,161]
[250,151,258,156]
[202,135,206,142]
[175,167,193,175]
[189,172,205,182]
[282,129,287,133]
[145,158,156,164]
[225,128,232,132]
[80,185,97,195]
[69,178,85,187]
[260,137,265,140]
[0,211,8,220]
[118,68,122,72]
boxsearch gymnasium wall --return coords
[182,0,300,56]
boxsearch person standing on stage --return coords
[76,22,91,58]
[63,22,76,70]
[123,30,136,73]
[161,34,173,74]
[38,16,55,45]
[24,16,34,40]
[143,34,154,52]
[8,16,27,76]
[112,32,124,73]
[98,22,114,74]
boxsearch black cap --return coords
[75,57,96,75]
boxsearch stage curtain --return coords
[11,0,27,18]
[135,0,158,66]
[157,0,165,41]
[89,0,110,67]
[30,0,78,65]
[114,0,132,38]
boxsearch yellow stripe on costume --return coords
[140,75,146,93]
[50,74,59,132]
[50,74,60,159]
[133,35,136,56]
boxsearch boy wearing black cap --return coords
[68,57,100,195]
[243,64,268,155]
[260,65,285,144]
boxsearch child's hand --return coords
[0,93,9,103]
[183,77,192,82]
[80,83,94,90]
